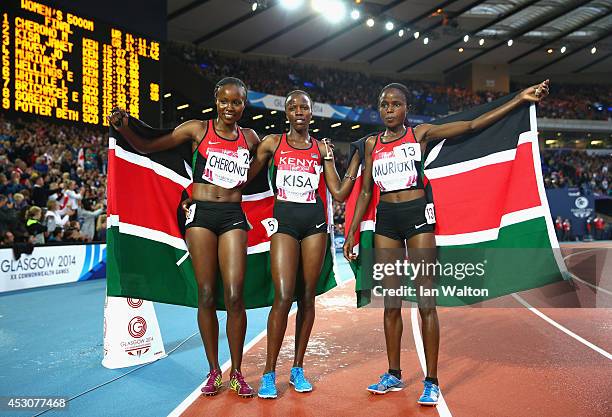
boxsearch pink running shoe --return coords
[229,370,254,397]
[201,369,222,396]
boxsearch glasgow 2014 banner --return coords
[0,243,106,293]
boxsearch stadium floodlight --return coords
[280,0,303,10]
[414,31,420,39]
[591,46,597,54]
[202,107,213,113]
[163,93,171,98]
[507,39,513,47]
[270,110,277,114]
[385,21,394,31]
[350,9,360,20]
[252,115,263,120]
[547,48,553,54]
[458,47,464,53]
[313,128,320,133]
[423,37,429,45]
[352,124,361,130]
[366,18,375,27]
[252,2,258,11]
[560,46,566,53]
[398,29,404,37]
[463,34,469,42]
[310,120,315,124]
[312,0,346,22]
[177,104,189,110]
[479,38,484,46]
[331,122,341,128]
[270,124,275,128]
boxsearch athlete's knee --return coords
[198,286,216,309]
[274,290,294,311]
[384,307,402,319]
[418,306,437,320]
[297,291,316,311]
[224,289,244,313]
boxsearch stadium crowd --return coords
[542,150,610,196]
[0,115,108,247]
[171,42,611,121]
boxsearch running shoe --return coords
[257,371,278,399]
[417,379,440,406]
[229,370,254,397]
[289,367,313,393]
[201,368,222,396]
[367,373,405,394]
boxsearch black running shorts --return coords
[375,197,435,241]
[185,200,250,235]
[273,197,327,241]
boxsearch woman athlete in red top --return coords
[108,77,259,397]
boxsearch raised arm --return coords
[244,134,279,185]
[415,80,550,143]
[107,108,201,154]
[343,136,376,260]
[320,142,361,202]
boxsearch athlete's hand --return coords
[181,198,192,216]
[518,79,549,103]
[343,234,357,261]
[321,138,334,161]
[107,107,129,130]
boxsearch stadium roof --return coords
[167,0,612,76]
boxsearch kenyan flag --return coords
[345,97,567,307]
[106,118,336,309]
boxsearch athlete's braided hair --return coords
[379,83,410,103]
[214,77,248,98]
[285,89,312,104]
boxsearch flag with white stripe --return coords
[345,96,566,306]
[106,118,337,309]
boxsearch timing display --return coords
[1,0,161,126]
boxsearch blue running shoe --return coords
[257,372,277,399]
[289,367,313,393]
[367,373,405,394]
[417,380,440,406]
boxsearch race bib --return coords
[394,143,421,162]
[203,148,250,189]
[261,217,278,237]
[425,203,436,224]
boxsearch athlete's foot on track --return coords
[417,380,440,406]
[289,367,313,392]
[229,370,255,397]
[257,371,278,399]
[201,369,222,396]
[366,373,405,394]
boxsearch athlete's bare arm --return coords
[321,143,360,202]
[245,134,280,184]
[343,136,376,260]
[107,107,203,154]
[414,80,549,143]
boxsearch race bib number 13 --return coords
[425,203,436,224]
[394,143,421,161]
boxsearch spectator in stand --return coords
[0,230,15,247]
[562,218,571,241]
[594,215,606,240]
[44,199,71,233]
[555,216,563,240]
[77,199,104,241]
[31,174,49,207]
[64,180,84,211]
[96,214,107,242]
[48,227,63,243]
[0,194,17,235]
[25,206,46,244]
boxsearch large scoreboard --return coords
[1,0,162,126]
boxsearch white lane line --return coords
[512,294,612,361]
[167,272,355,416]
[562,249,612,296]
[410,306,453,417]
[166,309,297,417]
